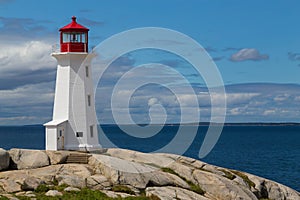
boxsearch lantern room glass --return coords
[62,32,87,43]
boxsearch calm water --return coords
[0,125,299,191]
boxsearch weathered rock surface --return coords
[9,149,49,169]
[0,148,298,200]
[45,190,63,196]
[21,177,44,190]
[64,186,81,192]
[0,148,9,171]
[89,154,189,189]
[146,186,209,200]
[46,150,70,165]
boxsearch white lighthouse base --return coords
[44,120,102,152]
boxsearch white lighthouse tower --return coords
[44,16,100,151]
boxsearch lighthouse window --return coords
[90,125,94,137]
[87,95,91,106]
[62,33,84,43]
[71,33,80,42]
[62,33,69,43]
[85,66,89,77]
[76,132,83,137]
[81,33,86,43]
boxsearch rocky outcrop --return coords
[146,186,209,200]
[0,148,299,200]
[9,149,49,169]
[45,150,70,165]
[0,148,9,171]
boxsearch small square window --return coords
[76,132,83,137]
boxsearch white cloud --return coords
[0,81,54,125]
[274,94,290,102]
[0,40,55,72]
[148,97,158,106]
[263,109,276,116]
[230,48,269,62]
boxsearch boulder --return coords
[0,148,9,171]
[0,179,22,193]
[56,164,92,177]
[45,190,63,197]
[9,149,50,170]
[146,186,209,200]
[101,190,135,198]
[245,173,300,200]
[192,169,258,200]
[21,177,43,190]
[168,161,196,184]
[87,174,111,189]
[46,150,70,165]
[0,194,19,200]
[56,175,86,188]
[24,191,36,198]
[265,180,300,200]
[27,164,62,184]
[64,186,81,192]
[89,154,188,189]
[106,148,176,167]
[55,164,92,188]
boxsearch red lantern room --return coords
[59,16,89,53]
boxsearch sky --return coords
[1,0,300,125]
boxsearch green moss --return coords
[112,185,135,195]
[56,183,69,192]
[3,187,163,200]
[185,179,205,195]
[231,170,255,188]
[52,177,58,186]
[124,196,152,200]
[13,196,31,200]
[161,168,180,176]
[161,167,205,195]
[148,194,161,200]
[219,169,236,180]
[35,184,50,193]
[199,167,213,173]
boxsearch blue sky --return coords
[1,0,300,124]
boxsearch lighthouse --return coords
[44,16,101,151]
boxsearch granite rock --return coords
[9,149,49,170]
[0,148,9,171]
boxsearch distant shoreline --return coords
[100,122,300,126]
[1,122,300,127]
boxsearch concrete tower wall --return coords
[45,52,100,151]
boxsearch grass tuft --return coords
[35,184,50,193]
[161,168,179,176]
[231,170,255,188]
[161,167,205,195]
[112,185,135,195]
[148,194,161,200]
[219,169,236,180]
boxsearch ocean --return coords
[0,124,299,192]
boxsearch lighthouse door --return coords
[57,128,65,150]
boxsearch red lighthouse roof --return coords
[59,16,89,32]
